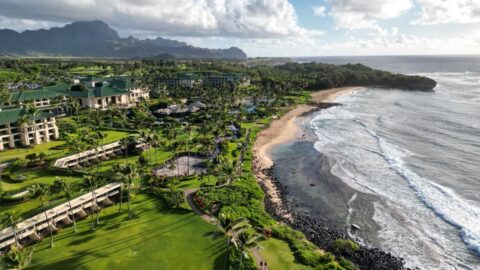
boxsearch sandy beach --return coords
[253,87,362,220]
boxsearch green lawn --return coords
[0,141,66,163]
[0,69,21,80]
[256,238,313,270]
[69,66,112,75]
[1,168,81,192]
[0,130,132,163]
[27,194,226,270]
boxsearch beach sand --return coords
[253,87,362,220]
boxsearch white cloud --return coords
[327,0,413,30]
[229,29,480,57]
[0,0,320,38]
[313,6,326,17]
[414,0,480,25]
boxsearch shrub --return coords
[333,239,359,255]
[155,188,184,208]
[226,248,256,270]
[337,256,358,270]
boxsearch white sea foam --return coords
[365,125,480,257]
[308,84,480,268]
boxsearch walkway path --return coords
[184,188,218,224]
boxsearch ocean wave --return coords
[364,125,480,257]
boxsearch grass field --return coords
[0,69,21,80]
[69,66,112,75]
[27,194,226,270]
[0,130,132,163]
[256,238,312,270]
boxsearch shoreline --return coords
[252,86,407,269]
[253,87,362,221]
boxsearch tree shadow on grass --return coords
[213,250,228,270]
[68,235,96,246]
[30,215,200,269]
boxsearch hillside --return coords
[0,21,247,60]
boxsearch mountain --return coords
[0,20,247,60]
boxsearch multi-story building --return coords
[202,73,250,87]
[0,108,59,151]
[71,77,149,109]
[1,84,67,108]
[0,76,148,150]
[157,73,202,89]
[158,72,250,89]
[2,77,149,110]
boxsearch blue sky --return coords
[0,0,479,57]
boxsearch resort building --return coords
[157,72,202,89]
[153,101,207,116]
[0,182,121,251]
[2,77,149,110]
[158,72,250,89]
[1,84,67,108]
[0,108,59,151]
[203,73,251,88]
[54,141,126,169]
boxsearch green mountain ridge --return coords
[0,20,247,60]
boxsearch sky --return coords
[0,0,479,57]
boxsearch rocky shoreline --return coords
[257,166,408,270]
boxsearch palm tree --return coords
[25,102,39,145]
[0,83,11,104]
[28,184,54,248]
[236,231,266,270]
[140,130,153,165]
[218,218,251,270]
[114,163,138,219]
[151,133,161,164]
[83,174,98,230]
[1,212,22,247]
[111,164,125,212]
[60,180,77,233]
[120,137,130,159]
[17,114,30,149]
[2,244,34,270]
[67,97,81,122]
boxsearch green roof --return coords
[0,108,57,126]
[8,84,71,103]
[6,78,140,104]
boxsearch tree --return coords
[0,83,11,104]
[66,97,81,123]
[60,180,77,233]
[236,230,266,270]
[28,184,54,248]
[25,102,39,145]
[112,164,126,213]
[1,244,34,270]
[1,212,22,247]
[83,174,99,229]
[16,114,29,150]
[120,137,130,159]
[219,218,251,270]
[114,163,138,219]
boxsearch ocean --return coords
[271,56,480,269]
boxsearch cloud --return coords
[414,0,480,25]
[327,0,413,30]
[224,29,480,57]
[313,6,326,17]
[0,0,321,38]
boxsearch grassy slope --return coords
[257,238,312,270]
[27,194,226,270]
